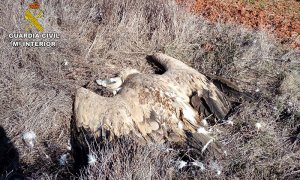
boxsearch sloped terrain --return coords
[0,0,299,179]
[181,0,300,48]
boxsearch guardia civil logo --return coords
[24,1,44,32]
[8,1,60,47]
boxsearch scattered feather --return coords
[88,153,97,165]
[22,131,36,148]
[224,150,228,156]
[202,139,213,153]
[197,127,209,135]
[164,148,175,152]
[177,160,187,169]
[191,161,205,171]
[63,59,68,66]
[226,120,234,126]
[255,122,262,130]
[210,161,222,176]
[201,119,208,126]
[59,154,68,166]
[66,140,71,151]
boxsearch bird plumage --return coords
[73,53,230,157]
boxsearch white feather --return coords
[182,104,196,124]
[59,154,68,166]
[210,161,222,176]
[178,160,187,169]
[88,153,97,165]
[178,122,184,129]
[202,139,213,153]
[255,122,262,130]
[22,131,36,148]
[191,161,205,171]
[197,127,209,135]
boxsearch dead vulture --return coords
[72,53,231,167]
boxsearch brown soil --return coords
[180,0,300,48]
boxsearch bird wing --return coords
[120,77,223,154]
[149,53,231,120]
[74,87,137,141]
[74,87,179,144]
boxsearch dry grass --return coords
[0,0,299,179]
[77,139,177,180]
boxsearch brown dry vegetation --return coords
[0,0,300,179]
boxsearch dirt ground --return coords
[180,0,300,48]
